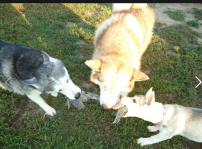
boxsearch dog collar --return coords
[156,106,166,126]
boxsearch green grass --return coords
[187,20,200,28]
[1,3,202,149]
[154,24,201,47]
[164,8,186,21]
[193,8,202,20]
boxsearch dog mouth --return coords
[123,111,128,116]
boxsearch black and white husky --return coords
[0,40,81,116]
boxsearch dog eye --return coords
[59,89,62,92]
[133,99,137,103]
[67,79,69,83]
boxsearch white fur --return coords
[94,17,112,46]
[112,3,132,12]
[51,68,81,100]
[26,89,56,116]
[51,92,58,97]
[89,3,153,109]
[49,56,58,63]
[25,67,81,116]
[122,88,202,146]
[92,71,133,108]
[125,14,143,50]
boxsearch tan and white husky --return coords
[85,3,155,110]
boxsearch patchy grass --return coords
[193,8,202,20]
[187,19,200,28]
[155,24,201,47]
[1,3,202,149]
[164,8,186,21]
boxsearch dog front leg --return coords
[147,126,159,132]
[26,90,56,116]
[137,131,175,146]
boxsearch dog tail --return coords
[112,3,147,12]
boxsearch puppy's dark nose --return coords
[102,104,109,111]
[74,92,80,99]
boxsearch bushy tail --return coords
[112,3,147,12]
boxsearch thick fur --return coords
[85,3,155,110]
[0,40,81,116]
[122,88,202,146]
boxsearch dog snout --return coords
[74,92,81,99]
[102,104,109,111]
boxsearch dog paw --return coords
[147,126,158,132]
[51,92,58,97]
[43,106,56,116]
[137,138,151,146]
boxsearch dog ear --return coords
[22,77,37,85]
[41,51,50,64]
[16,51,44,80]
[22,77,40,89]
[85,60,101,72]
[146,88,155,106]
[132,69,149,81]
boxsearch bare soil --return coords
[152,3,202,44]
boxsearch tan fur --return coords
[130,3,147,9]
[85,3,155,109]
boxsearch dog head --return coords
[16,51,81,100]
[121,88,164,124]
[85,59,149,110]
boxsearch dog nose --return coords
[102,104,109,111]
[74,92,80,99]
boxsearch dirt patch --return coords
[179,140,202,149]
[102,123,111,131]
[80,81,95,90]
[152,3,202,44]
[159,92,177,104]
[66,21,75,26]
[20,100,44,119]
[142,67,153,75]
[82,8,102,17]
[82,12,94,16]
[76,39,87,45]
[166,50,180,56]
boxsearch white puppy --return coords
[121,88,202,146]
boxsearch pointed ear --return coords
[41,51,50,64]
[22,77,37,85]
[85,60,101,72]
[132,69,149,81]
[146,88,155,106]
[22,77,40,89]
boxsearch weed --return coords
[164,8,186,21]
[187,20,200,28]
[155,24,201,47]
[193,8,202,20]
